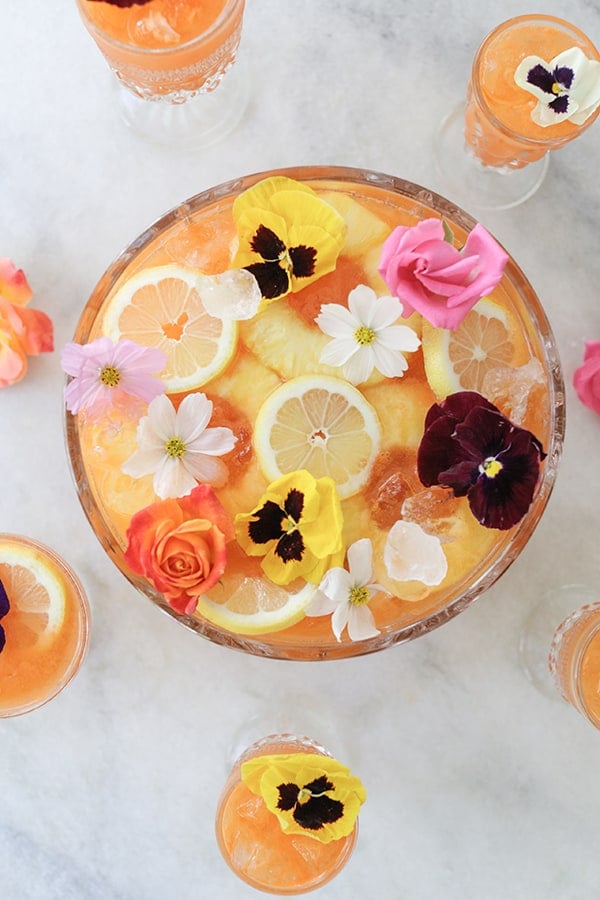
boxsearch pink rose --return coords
[573,341,600,415]
[378,219,508,330]
[124,484,234,615]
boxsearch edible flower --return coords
[124,484,234,615]
[417,391,545,530]
[378,219,508,331]
[315,285,420,385]
[0,258,53,387]
[241,752,366,844]
[122,392,236,499]
[61,336,166,418]
[88,1,152,7]
[306,538,384,641]
[0,578,9,654]
[232,176,346,301]
[514,47,600,127]
[234,470,344,586]
[573,340,600,415]
[383,520,448,586]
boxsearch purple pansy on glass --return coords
[514,47,600,128]
[0,578,10,654]
[88,0,152,7]
[417,391,545,530]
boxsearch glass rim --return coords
[470,13,600,149]
[64,163,566,662]
[75,0,245,58]
[0,532,91,718]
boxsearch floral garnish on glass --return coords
[0,258,53,388]
[232,176,346,301]
[514,47,600,127]
[234,470,344,586]
[417,391,546,530]
[241,752,366,843]
[124,484,234,615]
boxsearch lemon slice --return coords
[0,540,67,648]
[196,579,316,635]
[253,375,381,499]
[319,191,390,257]
[421,296,529,398]
[102,264,238,393]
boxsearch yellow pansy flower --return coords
[232,176,347,302]
[241,752,366,844]
[234,469,345,586]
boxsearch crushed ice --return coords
[197,270,262,321]
[383,519,448,586]
[482,359,545,425]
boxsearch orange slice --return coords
[422,296,529,398]
[102,264,238,393]
[0,540,67,651]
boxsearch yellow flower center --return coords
[551,81,564,95]
[100,365,121,387]
[481,456,503,478]
[297,787,312,805]
[349,585,370,606]
[354,325,376,346]
[165,437,186,459]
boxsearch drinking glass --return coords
[434,15,600,210]
[0,534,90,717]
[215,733,360,895]
[75,0,248,148]
[549,601,600,728]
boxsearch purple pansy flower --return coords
[417,391,545,530]
[514,47,600,128]
[0,578,9,654]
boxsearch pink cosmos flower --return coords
[573,341,600,415]
[378,219,508,330]
[0,259,53,387]
[61,336,167,418]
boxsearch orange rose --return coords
[124,484,234,615]
[0,260,53,387]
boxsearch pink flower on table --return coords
[573,341,600,415]
[61,336,167,418]
[0,259,54,388]
[378,219,508,330]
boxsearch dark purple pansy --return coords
[526,63,574,115]
[88,0,153,7]
[417,391,545,530]
[247,487,306,563]
[0,578,10,654]
[243,224,317,300]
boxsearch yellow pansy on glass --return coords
[241,753,366,843]
[234,469,345,586]
[232,176,347,301]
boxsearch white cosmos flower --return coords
[122,392,236,499]
[306,538,385,642]
[315,284,421,385]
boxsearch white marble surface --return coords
[2,1,600,898]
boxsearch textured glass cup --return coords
[0,534,90,718]
[75,0,248,147]
[215,733,359,895]
[435,15,600,209]
[65,165,564,661]
[549,602,600,728]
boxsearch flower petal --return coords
[346,538,373,586]
[346,604,380,642]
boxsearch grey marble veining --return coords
[2,1,600,897]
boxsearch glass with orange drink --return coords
[0,534,90,717]
[75,0,248,147]
[215,733,364,895]
[435,15,600,209]
[549,602,600,729]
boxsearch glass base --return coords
[113,52,250,150]
[433,102,550,212]
[518,584,598,699]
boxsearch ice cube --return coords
[482,359,545,425]
[401,486,460,543]
[384,520,448,586]
[369,472,412,529]
[197,270,262,321]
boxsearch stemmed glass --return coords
[74,0,249,148]
[434,15,600,210]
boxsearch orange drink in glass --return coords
[0,534,90,717]
[215,734,361,895]
[435,15,600,209]
[75,0,248,146]
[549,602,600,728]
